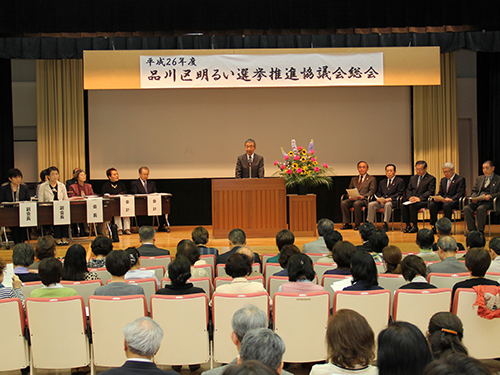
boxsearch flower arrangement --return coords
[273,139,333,188]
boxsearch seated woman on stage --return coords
[101,167,131,235]
[38,166,70,245]
[156,256,205,296]
[343,251,384,291]
[87,235,113,268]
[310,309,377,375]
[0,168,31,244]
[30,236,57,270]
[278,253,324,293]
[68,169,94,197]
[30,257,78,298]
[62,244,100,281]
[399,255,437,290]
[124,247,160,286]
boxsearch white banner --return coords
[19,201,38,227]
[87,198,104,223]
[120,195,135,217]
[53,201,71,225]
[140,53,384,89]
[147,194,162,216]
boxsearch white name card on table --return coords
[120,195,135,217]
[53,200,71,225]
[87,198,104,223]
[19,201,38,227]
[147,194,162,216]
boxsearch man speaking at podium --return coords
[235,138,265,179]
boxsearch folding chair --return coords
[60,279,103,307]
[194,264,214,280]
[200,254,216,272]
[262,254,278,266]
[140,255,172,270]
[216,264,227,277]
[427,273,470,290]
[124,278,158,311]
[0,298,29,372]
[274,292,329,362]
[322,274,353,309]
[214,276,264,289]
[306,253,329,263]
[264,263,283,288]
[20,281,42,298]
[377,274,407,299]
[138,265,166,280]
[151,293,210,366]
[89,267,112,285]
[313,263,336,281]
[268,276,289,298]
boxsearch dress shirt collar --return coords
[411,275,428,283]
[449,173,456,182]
[231,277,249,284]
[126,358,153,363]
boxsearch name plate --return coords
[120,195,135,217]
[148,194,162,216]
[53,201,71,225]
[87,198,104,223]
[19,201,38,227]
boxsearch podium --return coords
[212,178,287,238]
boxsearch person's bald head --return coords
[237,247,254,261]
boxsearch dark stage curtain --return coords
[477,52,500,169]
[0,58,14,183]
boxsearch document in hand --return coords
[375,195,387,204]
[346,188,360,199]
[430,196,445,202]
[403,201,417,205]
[471,195,487,202]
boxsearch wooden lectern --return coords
[212,178,287,238]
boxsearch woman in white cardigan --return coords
[38,166,70,245]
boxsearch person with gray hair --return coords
[137,225,170,256]
[431,218,465,251]
[303,218,335,254]
[99,317,179,375]
[235,138,264,179]
[429,162,466,234]
[12,243,40,282]
[427,236,467,274]
[238,329,286,373]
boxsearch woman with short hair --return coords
[87,235,113,268]
[156,256,205,296]
[30,235,57,270]
[399,255,437,290]
[278,253,324,293]
[343,251,384,291]
[30,257,78,298]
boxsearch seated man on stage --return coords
[367,163,405,231]
[0,168,31,244]
[429,162,466,234]
[130,166,168,231]
[65,167,81,191]
[464,160,500,233]
[235,138,264,179]
[340,161,376,230]
[402,160,436,233]
[102,167,131,235]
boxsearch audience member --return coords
[324,241,356,276]
[98,317,180,375]
[62,244,100,281]
[201,305,269,375]
[137,226,170,256]
[0,257,25,307]
[175,239,208,278]
[303,218,335,254]
[399,255,437,290]
[310,309,376,375]
[377,321,433,375]
[31,257,78,298]
[356,222,376,252]
[382,245,402,274]
[215,253,267,294]
[487,237,500,273]
[12,243,40,282]
[237,247,262,277]
[192,226,219,256]
[88,235,113,268]
[427,312,468,359]
[125,247,160,286]
[30,236,57,270]
[316,231,343,263]
[156,256,205,296]
[370,229,389,262]
[278,254,324,293]
[427,236,467,274]
[223,361,278,375]
[343,251,383,291]
[431,217,465,251]
[267,229,295,263]
[423,353,491,375]
[217,229,261,265]
[466,230,486,249]
[273,245,300,277]
[415,229,440,261]
[93,250,145,296]
[238,329,286,374]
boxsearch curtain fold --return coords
[37,59,85,182]
[413,52,458,180]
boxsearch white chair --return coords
[486,272,500,283]
[252,262,261,273]
[273,292,329,362]
[375,262,386,274]
[268,276,289,298]
[322,274,353,309]
[216,264,227,277]
[89,267,112,285]
[140,255,172,270]
[200,254,216,272]
[377,274,407,299]
[333,290,391,338]
[214,276,264,289]
[124,278,158,311]
[26,296,90,370]
[0,298,29,372]
[453,288,500,359]
[427,273,470,290]
[392,288,452,333]
[88,295,147,368]
[60,279,103,307]
[262,254,277,266]
[212,292,269,364]
[306,253,329,263]
[138,265,166,280]
[160,277,213,297]
[151,293,209,366]
[20,281,42,297]
[264,263,283,288]
[194,264,214,281]
[313,263,336,281]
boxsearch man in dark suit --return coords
[235,138,265,179]
[137,226,170,256]
[216,228,261,265]
[429,162,466,233]
[98,317,179,375]
[367,163,405,231]
[130,166,168,231]
[464,160,500,233]
[402,160,437,233]
[341,161,377,230]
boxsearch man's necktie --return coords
[359,176,363,189]
[417,176,422,188]
[387,178,391,188]
[143,181,147,193]
[446,179,451,193]
[485,176,491,188]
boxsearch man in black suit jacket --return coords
[429,162,466,231]
[137,226,170,256]
[99,317,179,375]
[367,163,405,231]
[341,161,377,230]
[235,138,265,178]
[216,228,261,265]
[130,166,168,231]
[402,160,437,233]
[464,160,500,233]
